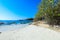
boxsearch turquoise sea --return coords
[0,20,33,32]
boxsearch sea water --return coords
[0,20,33,32]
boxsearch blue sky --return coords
[0,0,41,20]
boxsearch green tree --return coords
[34,0,60,26]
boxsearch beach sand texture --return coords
[0,25,60,40]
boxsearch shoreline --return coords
[0,24,29,32]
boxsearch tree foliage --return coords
[34,0,60,26]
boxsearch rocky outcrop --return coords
[0,22,4,25]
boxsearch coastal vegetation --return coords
[25,18,33,20]
[34,0,60,27]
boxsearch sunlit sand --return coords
[0,24,60,40]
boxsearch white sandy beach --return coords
[0,24,60,40]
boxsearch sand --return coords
[0,24,60,40]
